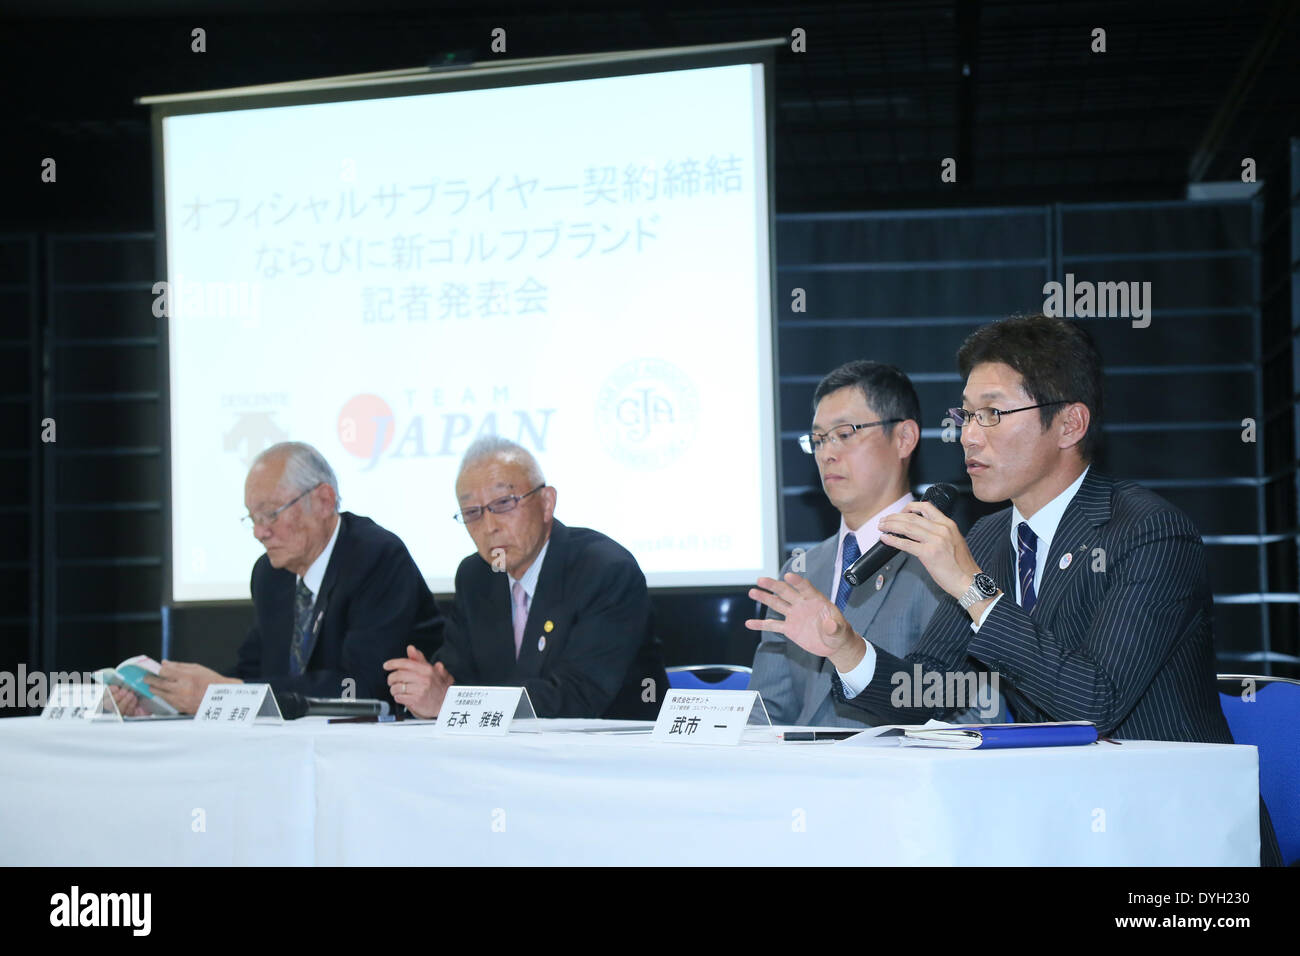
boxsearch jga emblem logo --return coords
[595,359,699,470]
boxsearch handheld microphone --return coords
[842,482,958,587]
[276,693,390,720]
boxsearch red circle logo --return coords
[337,394,395,460]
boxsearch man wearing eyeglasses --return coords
[750,360,1000,726]
[111,441,442,715]
[384,436,668,720]
[748,314,1281,864]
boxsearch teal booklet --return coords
[93,655,178,716]
[897,721,1099,750]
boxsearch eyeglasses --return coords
[241,485,316,530]
[947,402,1068,427]
[453,484,546,524]
[798,420,901,454]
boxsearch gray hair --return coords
[252,441,340,509]
[457,436,545,487]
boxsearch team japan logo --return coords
[337,393,396,467]
[337,390,554,470]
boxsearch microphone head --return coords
[921,482,959,517]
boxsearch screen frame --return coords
[152,42,784,607]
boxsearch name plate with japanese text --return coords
[652,689,770,745]
[41,682,121,723]
[194,683,284,727]
[435,686,538,736]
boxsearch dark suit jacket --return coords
[832,470,1282,864]
[233,511,444,703]
[435,520,667,720]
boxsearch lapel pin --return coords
[543,620,554,632]
[874,573,885,590]
[1059,552,1072,570]
[537,635,546,652]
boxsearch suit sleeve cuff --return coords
[969,592,1004,632]
[834,637,876,698]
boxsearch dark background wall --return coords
[2,1,1298,711]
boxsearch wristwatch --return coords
[958,571,1000,609]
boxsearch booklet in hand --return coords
[93,655,178,716]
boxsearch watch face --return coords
[973,572,999,597]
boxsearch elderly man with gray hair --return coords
[113,441,443,715]
[384,436,667,720]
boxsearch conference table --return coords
[0,716,1263,866]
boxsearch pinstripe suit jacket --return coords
[830,470,1282,864]
[832,471,1229,742]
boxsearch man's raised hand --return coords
[745,573,864,671]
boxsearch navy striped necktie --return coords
[835,535,860,611]
[1017,521,1038,613]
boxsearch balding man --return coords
[114,441,443,714]
[385,437,667,720]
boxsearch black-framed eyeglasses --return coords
[947,402,1068,427]
[453,484,546,524]
[798,420,902,454]
[241,485,316,530]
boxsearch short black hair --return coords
[956,313,1103,462]
[811,360,922,441]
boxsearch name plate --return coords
[194,683,283,727]
[41,682,120,722]
[652,689,766,746]
[435,686,537,736]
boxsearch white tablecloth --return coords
[0,717,1262,865]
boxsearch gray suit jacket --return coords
[750,532,1003,727]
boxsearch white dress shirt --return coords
[837,466,1091,698]
[298,514,341,605]
[828,492,914,598]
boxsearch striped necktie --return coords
[834,535,861,611]
[1017,521,1038,614]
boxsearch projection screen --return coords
[149,44,780,600]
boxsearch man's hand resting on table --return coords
[383,645,454,718]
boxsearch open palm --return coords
[747,573,856,659]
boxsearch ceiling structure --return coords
[2,0,1297,227]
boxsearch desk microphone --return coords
[842,482,958,587]
[277,693,390,720]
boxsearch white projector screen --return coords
[160,56,778,600]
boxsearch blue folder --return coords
[901,721,1099,749]
[965,722,1099,749]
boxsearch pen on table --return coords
[782,730,860,742]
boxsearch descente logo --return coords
[49,886,151,936]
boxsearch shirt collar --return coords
[1010,465,1090,553]
[839,491,915,554]
[299,514,341,599]
[508,535,550,602]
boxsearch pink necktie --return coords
[511,581,529,659]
